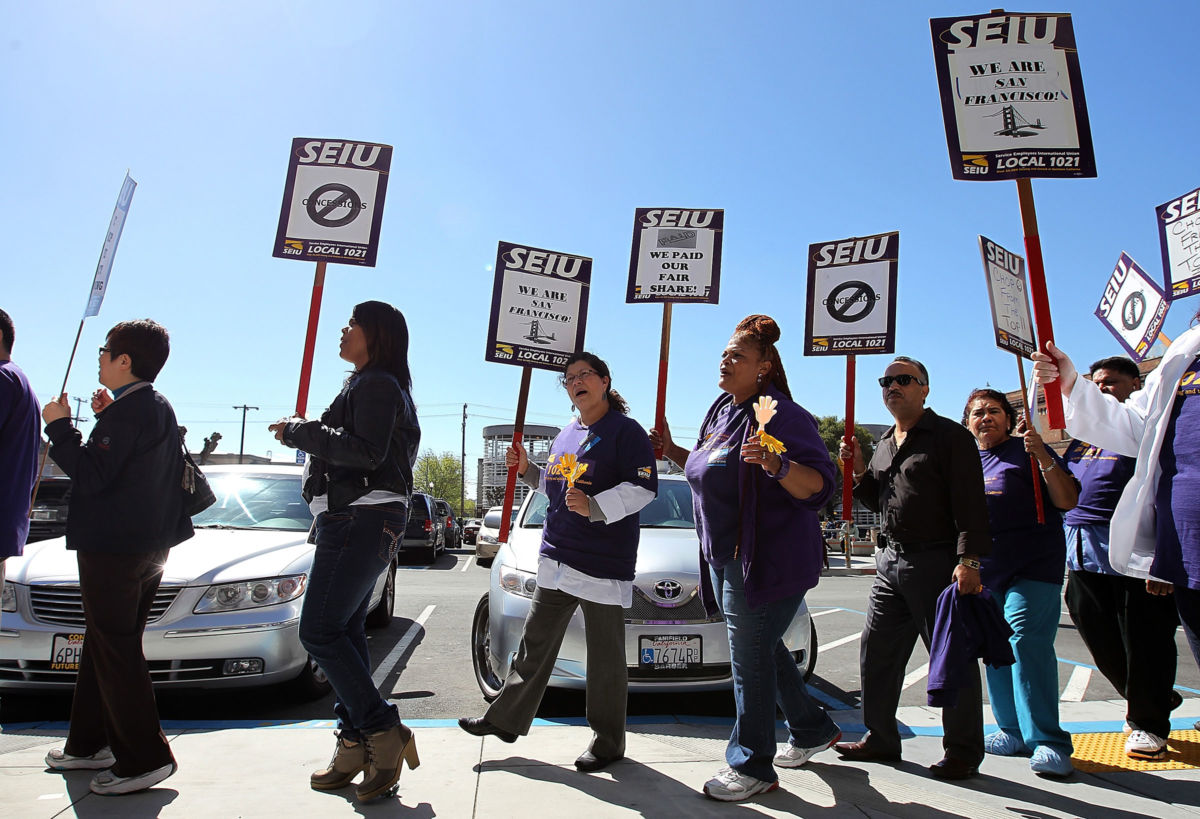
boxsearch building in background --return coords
[477,424,560,511]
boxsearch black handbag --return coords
[181,441,216,517]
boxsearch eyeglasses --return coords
[560,369,598,388]
[878,374,927,388]
[98,346,111,357]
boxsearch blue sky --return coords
[5,1,1198,495]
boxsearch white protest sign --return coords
[272,138,392,267]
[979,235,1035,357]
[485,242,592,372]
[1156,185,1200,300]
[1095,252,1169,362]
[626,208,723,304]
[84,173,137,318]
[804,232,898,356]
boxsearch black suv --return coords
[405,492,444,564]
[433,499,459,549]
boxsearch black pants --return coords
[65,549,175,777]
[860,546,984,765]
[1065,569,1179,738]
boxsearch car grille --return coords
[29,585,182,628]
[624,586,716,625]
[0,659,228,685]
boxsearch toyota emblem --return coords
[654,579,683,601]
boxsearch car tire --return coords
[803,618,819,681]
[365,562,396,629]
[476,557,493,569]
[423,541,439,565]
[287,655,333,701]
[471,594,504,701]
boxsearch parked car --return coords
[406,492,445,564]
[461,518,481,546]
[470,474,816,698]
[27,476,72,543]
[475,504,517,565]
[0,465,394,700]
[433,499,459,549]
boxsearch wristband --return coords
[768,456,791,480]
[1038,460,1057,473]
[958,557,982,571]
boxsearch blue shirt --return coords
[0,361,41,559]
[1063,439,1135,575]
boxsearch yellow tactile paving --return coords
[1071,730,1200,772]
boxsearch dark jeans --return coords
[1174,585,1200,676]
[299,503,406,739]
[66,549,175,777]
[1065,569,1178,737]
[710,564,839,783]
[860,546,984,765]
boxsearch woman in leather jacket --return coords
[270,300,420,802]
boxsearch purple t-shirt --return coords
[1063,440,1135,527]
[978,436,1071,593]
[1152,356,1200,589]
[684,396,752,568]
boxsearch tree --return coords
[815,416,877,518]
[414,450,465,507]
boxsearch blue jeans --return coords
[710,564,839,782]
[299,503,406,739]
[985,577,1073,753]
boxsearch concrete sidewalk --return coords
[3,700,1200,817]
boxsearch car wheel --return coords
[471,594,504,701]
[424,541,439,564]
[365,562,396,628]
[476,557,493,568]
[287,655,333,701]
[803,618,819,681]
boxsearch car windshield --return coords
[520,480,694,529]
[191,473,313,531]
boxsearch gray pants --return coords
[859,546,984,765]
[485,585,628,757]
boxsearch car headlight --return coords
[498,564,537,599]
[1,581,16,612]
[193,575,307,613]
[479,534,499,545]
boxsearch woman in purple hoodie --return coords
[654,315,838,802]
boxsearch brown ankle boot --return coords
[310,737,367,791]
[356,724,419,802]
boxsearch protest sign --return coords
[626,208,723,304]
[1156,185,1200,300]
[272,138,393,267]
[804,231,898,356]
[1095,252,1169,362]
[485,241,592,373]
[930,12,1095,181]
[979,235,1036,357]
[85,173,137,318]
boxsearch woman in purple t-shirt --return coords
[654,315,837,803]
[963,388,1077,777]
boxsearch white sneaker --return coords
[702,766,779,802]
[1122,721,1134,735]
[1126,730,1168,760]
[89,762,176,795]
[44,747,115,770]
[774,730,842,768]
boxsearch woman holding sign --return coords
[653,315,838,803]
[459,352,657,773]
[269,301,421,803]
[1035,319,1200,733]
[961,388,1077,777]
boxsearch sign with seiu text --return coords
[930,12,1095,181]
[1156,185,1200,300]
[84,173,137,318]
[272,138,392,267]
[1095,252,1169,362]
[804,231,898,356]
[485,242,591,372]
[626,208,723,304]
[979,235,1036,358]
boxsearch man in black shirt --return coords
[835,356,990,780]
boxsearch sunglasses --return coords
[878,374,927,388]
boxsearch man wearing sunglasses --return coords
[835,356,991,780]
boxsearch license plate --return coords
[31,509,55,521]
[638,634,701,671]
[51,633,84,671]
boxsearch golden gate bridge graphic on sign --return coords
[523,320,556,345]
[987,105,1047,138]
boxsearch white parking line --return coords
[818,633,861,653]
[902,662,930,691]
[1061,664,1091,702]
[372,605,435,688]
[461,555,474,572]
[810,608,839,618]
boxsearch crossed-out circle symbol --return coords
[826,280,877,323]
[306,183,362,228]
[1121,291,1146,331]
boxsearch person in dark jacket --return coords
[270,301,421,803]
[654,315,838,802]
[41,319,192,796]
[0,308,41,630]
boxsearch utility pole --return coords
[460,403,467,518]
[232,405,259,464]
[70,396,90,429]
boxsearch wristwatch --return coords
[958,557,982,571]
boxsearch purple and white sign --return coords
[979,235,1036,358]
[485,241,591,372]
[272,138,392,267]
[804,231,898,357]
[1156,185,1200,300]
[626,208,723,304]
[1095,252,1169,362]
[930,12,1095,181]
